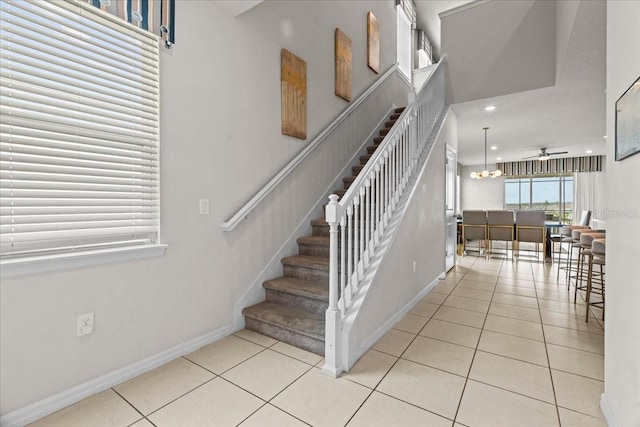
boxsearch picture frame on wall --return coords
[615,75,640,161]
[367,11,380,74]
[281,49,307,140]
[335,28,352,102]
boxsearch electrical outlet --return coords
[77,312,94,337]
[199,198,210,215]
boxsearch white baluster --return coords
[359,186,366,274]
[345,205,353,306]
[352,197,359,296]
[339,215,346,312]
[375,163,381,244]
[366,178,373,262]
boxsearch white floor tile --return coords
[271,368,370,427]
[148,377,263,426]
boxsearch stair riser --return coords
[312,223,329,236]
[283,264,328,283]
[245,318,324,355]
[265,289,328,315]
[299,243,330,257]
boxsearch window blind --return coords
[0,0,160,259]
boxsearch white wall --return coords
[460,164,505,211]
[350,109,456,358]
[602,2,640,426]
[0,0,402,415]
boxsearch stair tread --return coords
[282,255,329,270]
[243,301,325,340]
[311,218,327,226]
[264,276,329,301]
[297,235,330,246]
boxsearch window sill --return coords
[0,244,168,279]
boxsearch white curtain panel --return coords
[573,172,605,227]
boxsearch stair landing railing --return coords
[323,56,446,376]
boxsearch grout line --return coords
[532,260,563,427]
[451,258,502,424]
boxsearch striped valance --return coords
[497,155,603,176]
[84,0,175,46]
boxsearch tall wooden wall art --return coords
[281,49,307,140]
[335,28,352,101]
[367,11,380,74]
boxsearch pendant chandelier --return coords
[470,127,502,179]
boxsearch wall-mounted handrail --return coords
[221,63,400,232]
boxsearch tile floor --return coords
[30,256,606,427]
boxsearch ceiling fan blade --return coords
[548,151,569,155]
[522,154,540,159]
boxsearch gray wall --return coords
[0,0,401,415]
[603,2,640,426]
[460,164,505,211]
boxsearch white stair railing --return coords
[323,56,446,376]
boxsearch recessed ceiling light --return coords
[603,135,608,139]
[586,150,593,154]
[485,105,496,111]
[496,157,502,161]
[490,145,498,150]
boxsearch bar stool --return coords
[556,225,590,280]
[566,228,604,289]
[586,238,605,322]
[574,232,605,303]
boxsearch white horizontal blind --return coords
[0,0,160,258]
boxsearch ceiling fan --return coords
[523,147,568,161]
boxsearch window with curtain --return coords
[0,0,160,261]
[504,176,573,223]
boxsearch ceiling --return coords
[414,0,606,166]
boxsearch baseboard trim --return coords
[600,393,618,427]
[0,323,235,427]
[353,275,442,365]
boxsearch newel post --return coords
[323,194,342,377]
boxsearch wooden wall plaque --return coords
[367,11,380,74]
[335,28,352,102]
[281,49,307,140]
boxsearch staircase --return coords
[242,107,405,355]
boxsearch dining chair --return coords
[487,210,514,259]
[515,210,546,261]
[462,210,487,256]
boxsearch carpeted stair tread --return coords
[297,235,330,247]
[390,113,401,120]
[373,136,384,144]
[243,301,325,340]
[263,276,329,301]
[311,218,327,226]
[282,255,329,271]
[394,107,405,113]
[385,120,396,128]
